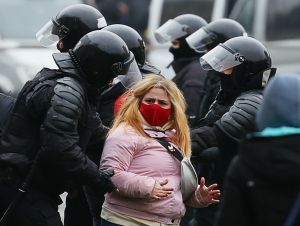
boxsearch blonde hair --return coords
[111,74,191,157]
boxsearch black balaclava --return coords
[169,37,200,60]
[57,35,79,52]
[216,72,241,104]
[169,37,201,73]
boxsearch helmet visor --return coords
[154,19,189,43]
[112,59,142,89]
[186,28,216,53]
[200,44,244,72]
[36,19,69,47]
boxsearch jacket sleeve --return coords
[37,77,110,190]
[214,91,263,142]
[191,125,218,158]
[100,125,156,198]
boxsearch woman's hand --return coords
[150,179,174,200]
[195,177,220,207]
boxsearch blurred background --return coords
[0,0,299,97]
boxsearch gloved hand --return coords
[98,168,116,193]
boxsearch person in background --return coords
[0,30,135,226]
[94,0,151,41]
[155,14,208,126]
[186,18,248,127]
[100,75,220,226]
[190,36,276,226]
[215,74,300,226]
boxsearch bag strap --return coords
[155,138,183,162]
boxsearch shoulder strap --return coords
[155,138,183,162]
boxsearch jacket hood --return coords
[256,74,300,130]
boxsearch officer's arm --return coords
[214,92,263,143]
[86,120,109,166]
[39,77,113,191]
[191,125,218,158]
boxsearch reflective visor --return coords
[200,44,245,72]
[186,28,215,53]
[36,19,69,47]
[154,19,189,43]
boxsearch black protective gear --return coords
[215,91,263,142]
[0,93,15,138]
[102,24,146,66]
[0,184,63,226]
[72,30,134,90]
[186,18,246,53]
[36,4,106,51]
[155,14,207,43]
[201,37,276,91]
[0,48,117,225]
[45,77,84,132]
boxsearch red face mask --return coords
[139,103,171,127]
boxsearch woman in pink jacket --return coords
[100,75,220,226]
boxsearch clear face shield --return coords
[186,28,216,53]
[111,59,142,89]
[36,19,69,47]
[200,44,245,72]
[154,19,190,43]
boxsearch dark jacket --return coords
[192,90,263,181]
[215,133,300,226]
[0,53,110,199]
[172,57,219,126]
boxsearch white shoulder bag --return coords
[156,139,198,201]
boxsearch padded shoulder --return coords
[45,77,86,131]
[216,91,263,141]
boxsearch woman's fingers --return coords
[151,179,174,200]
[207,183,218,191]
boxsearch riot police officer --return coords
[103,24,161,76]
[154,14,208,125]
[191,36,276,226]
[186,18,248,126]
[0,30,134,226]
[37,5,110,226]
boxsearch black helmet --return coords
[102,24,146,66]
[154,14,207,43]
[36,4,107,51]
[200,37,276,90]
[186,19,247,53]
[71,30,134,89]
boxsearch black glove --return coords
[98,168,116,193]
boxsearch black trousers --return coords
[0,182,63,226]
